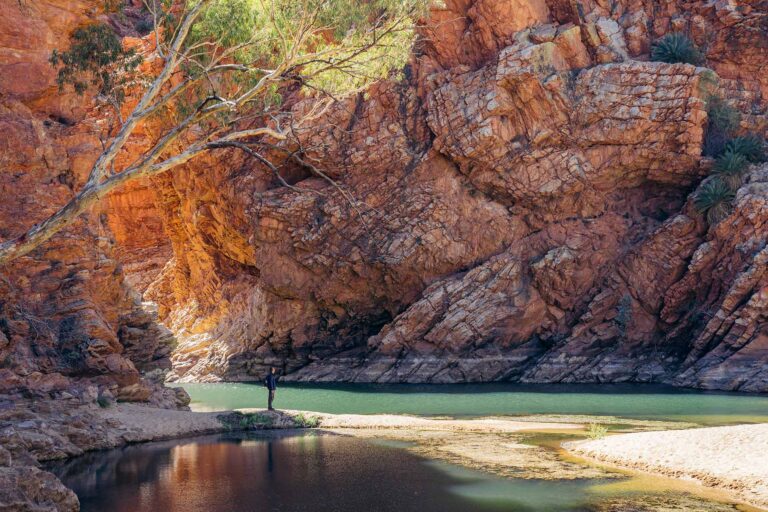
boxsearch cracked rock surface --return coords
[1,0,767,394]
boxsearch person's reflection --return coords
[267,440,274,476]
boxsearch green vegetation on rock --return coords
[217,411,274,430]
[712,150,748,188]
[694,178,736,224]
[703,95,740,156]
[696,83,766,226]
[292,412,321,428]
[651,33,704,65]
[725,134,767,163]
[49,23,142,105]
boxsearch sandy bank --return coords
[105,404,584,439]
[566,423,768,510]
[8,400,765,512]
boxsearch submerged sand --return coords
[567,423,768,510]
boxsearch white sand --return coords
[566,423,768,509]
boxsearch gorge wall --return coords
[2,0,768,395]
[0,0,184,407]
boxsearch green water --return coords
[180,382,768,425]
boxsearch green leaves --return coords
[703,95,741,157]
[712,150,748,188]
[696,85,765,227]
[186,0,424,97]
[651,33,704,65]
[694,178,736,225]
[49,23,142,104]
[725,135,766,163]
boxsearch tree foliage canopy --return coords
[0,0,427,266]
[50,24,142,105]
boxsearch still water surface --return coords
[47,432,748,512]
[181,382,768,425]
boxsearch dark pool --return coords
[47,432,746,512]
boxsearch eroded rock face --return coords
[2,0,767,394]
[130,1,767,391]
[0,1,179,403]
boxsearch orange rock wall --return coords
[2,0,767,393]
[0,1,176,403]
[146,0,768,391]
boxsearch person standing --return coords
[264,367,279,410]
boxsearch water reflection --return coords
[49,432,529,512]
[47,432,745,512]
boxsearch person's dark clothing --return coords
[265,373,278,410]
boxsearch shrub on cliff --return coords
[49,23,142,106]
[694,178,736,224]
[651,33,704,65]
[703,95,740,156]
[713,150,748,188]
[725,135,767,163]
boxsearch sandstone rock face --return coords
[129,0,767,392]
[0,388,191,512]
[1,0,767,395]
[0,1,180,403]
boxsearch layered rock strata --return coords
[1,0,767,394]
[140,1,767,391]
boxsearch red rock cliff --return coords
[0,0,181,406]
[2,0,768,393]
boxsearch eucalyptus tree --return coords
[0,0,424,265]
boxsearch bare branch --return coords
[85,0,208,187]
[212,141,315,193]
[0,0,420,266]
[0,126,285,265]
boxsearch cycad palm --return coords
[712,150,748,188]
[725,135,766,163]
[651,33,703,65]
[694,178,736,224]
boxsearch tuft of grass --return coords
[651,33,704,65]
[724,135,766,163]
[217,412,273,430]
[703,95,740,157]
[694,178,736,225]
[293,413,321,428]
[712,150,748,188]
[586,422,608,440]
